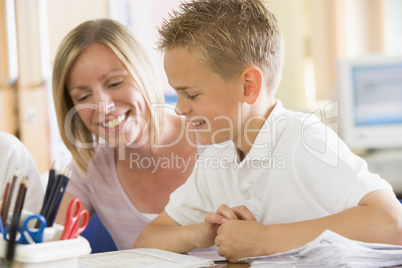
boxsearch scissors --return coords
[0,213,4,235]
[60,198,89,240]
[3,214,47,244]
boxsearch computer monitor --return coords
[338,55,402,150]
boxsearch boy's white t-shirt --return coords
[165,101,393,226]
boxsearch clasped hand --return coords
[199,204,266,263]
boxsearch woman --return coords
[53,19,199,250]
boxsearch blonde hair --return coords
[158,0,285,93]
[52,19,164,175]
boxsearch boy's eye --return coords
[187,94,199,100]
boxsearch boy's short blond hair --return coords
[158,0,285,94]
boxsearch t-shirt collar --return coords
[217,100,288,164]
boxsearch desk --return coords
[215,262,250,268]
[78,251,252,267]
[214,261,402,268]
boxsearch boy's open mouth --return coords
[191,120,206,127]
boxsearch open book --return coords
[78,248,215,268]
[241,229,402,267]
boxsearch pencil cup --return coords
[43,223,64,241]
[0,211,91,267]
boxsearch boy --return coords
[135,0,402,262]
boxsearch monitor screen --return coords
[338,55,402,150]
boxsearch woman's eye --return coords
[74,93,91,103]
[77,95,89,102]
[108,80,123,88]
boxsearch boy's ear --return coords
[242,66,263,105]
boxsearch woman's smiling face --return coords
[67,43,150,148]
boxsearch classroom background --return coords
[1,0,402,195]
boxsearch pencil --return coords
[45,169,68,222]
[43,161,56,205]
[5,210,21,266]
[38,169,67,226]
[37,163,57,227]
[0,177,11,217]
[48,170,70,226]
[37,171,59,226]
[12,177,28,218]
[2,169,18,227]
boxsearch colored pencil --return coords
[2,169,19,227]
[5,210,21,265]
[0,177,11,217]
[43,161,56,205]
[47,171,70,226]
[12,177,28,218]
[37,167,71,227]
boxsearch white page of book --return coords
[78,248,215,268]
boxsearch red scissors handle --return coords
[69,210,89,239]
[60,198,89,240]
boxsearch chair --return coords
[81,213,117,253]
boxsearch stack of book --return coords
[241,230,402,267]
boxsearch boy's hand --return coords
[196,204,237,248]
[215,220,267,263]
[214,205,260,262]
[197,204,258,250]
[229,205,257,221]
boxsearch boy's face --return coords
[164,47,244,145]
